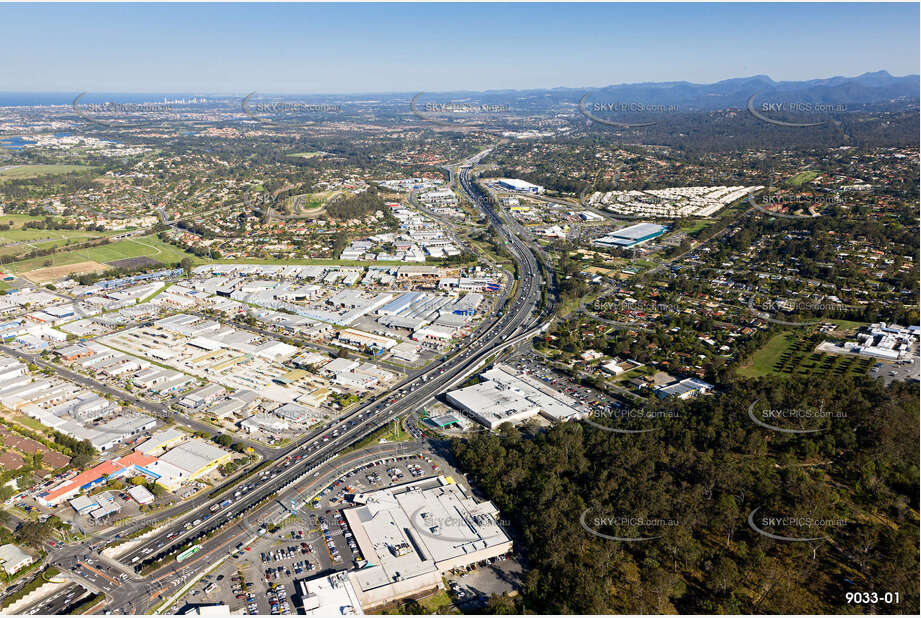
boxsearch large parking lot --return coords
[447,558,524,611]
[175,449,449,615]
[511,352,624,408]
[869,355,920,385]
[188,563,269,615]
[307,452,445,571]
[431,352,629,433]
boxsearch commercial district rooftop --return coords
[446,363,590,429]
[343,475,512,607]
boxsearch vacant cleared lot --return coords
[283,192,327,216]
[22,260,109,282]
[738,332,796,377]
[676,218,714,234]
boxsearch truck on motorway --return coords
[211,498,232,512]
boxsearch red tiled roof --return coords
[42,453,159,502]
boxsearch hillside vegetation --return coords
[452,375,919,614]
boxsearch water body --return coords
[0,92,77,106]
[0,92,210,106]
[0,137,36,150]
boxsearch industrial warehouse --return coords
[0,355,157,453]
[445,363,590,429]
[494,178,545,194]
[592,222,669,248]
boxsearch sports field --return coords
[7,234,199,275]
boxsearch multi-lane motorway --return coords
[121,153,547,568]
[18,582,93,616]
[34,147,552,613]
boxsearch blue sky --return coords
[0,2,917,94]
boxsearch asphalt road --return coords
[29,146,550,614]
[103,442,432,615]
[19,582,89,616]
[116,258,538,565]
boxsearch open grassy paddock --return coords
[786,170,820,187]
[0,164,95,182]
[0,214,52,227]
[287,151,324,159]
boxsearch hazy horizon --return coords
[1,3,918,94]
[0,68,917,102]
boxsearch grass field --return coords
[6,246,449,277]
[3,230,469,280]
[0,164,95,182]
[1,238,98,259]
[13,414,48,433]
[0,215,123,258]
[287,151,324,159]
[0,214,49,227]
[0,229,119,258]
[212,256,410,267]
[629,259,658,271]
[676,219,713,234]
[343,421,411,455]
[786,171,819,187]
[7,234,198,274]
[378,589,460,614]
[738,332,795,377]
[738,332,873,379]
[0,228,100,242]
[828,318,865,332]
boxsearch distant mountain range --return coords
[442,71,920,111]
[0,72,917,110]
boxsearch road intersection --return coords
[19,147,551,614]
